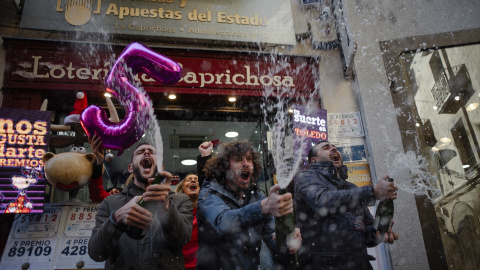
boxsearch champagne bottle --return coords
[275,188,297,266]
[125,174,164,239]
[373,178,394,236]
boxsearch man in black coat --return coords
[295,141,399,270]
[88,142,193,270]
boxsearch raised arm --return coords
[197,141,213,187]
[198,192,265,235]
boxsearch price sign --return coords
[0,203,102,269]
[0,206,62,269]
[53,238,104,269]
[63,206,98,237]
[345,162,372,187]
[328,112,364,138]
[12,207,62,239]
[0,238,57,269]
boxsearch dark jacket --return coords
[196,180,276,270]
[294,161,378,270]
[88,182,193,270]
[196,155,210,188]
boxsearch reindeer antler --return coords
[106,96,120,123]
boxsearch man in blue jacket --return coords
[295,141,399,270]
[196,141,302,270]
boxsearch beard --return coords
[225,169,251,192]
[132,165,156,186]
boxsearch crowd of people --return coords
[87,136,399,270]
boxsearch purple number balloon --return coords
[80,42,182,155]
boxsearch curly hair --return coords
[203,141,262,186]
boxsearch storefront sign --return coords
[330,137,367,163]
[21,0,296,45]
[0,206,61,269]
[2,38,317,97]
[62,205,98,237]
[293,105,328,141]
[328,112,364,138]
[345,162,372,187]
[0,108,51,214]
[338,144,366,162]
[0,204,104,270]
[292,104,328,159]
[53,205,103,269]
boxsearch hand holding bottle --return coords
[144,170,173,214]
[125,171,172,239]
[113,196,153,230]
[375,220,399,244]
[286,227,302,254]
[374,177,397,236]
[261,184,293,217]
[374,175,398,201]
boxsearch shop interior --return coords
[40,91,296,202]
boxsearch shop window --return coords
[392,37,480,270]
[451,119,476,173]
[429,50,475,115]
[400,43,480,185]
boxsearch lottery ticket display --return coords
[0,203,104,270]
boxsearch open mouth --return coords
[56,181,79,192]
[141,158,153,169]
[189,183,198,190]
[240,171,250,181]
[331,153,341,162]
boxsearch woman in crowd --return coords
[175,173,200,270]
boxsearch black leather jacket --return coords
[294,161,378,270]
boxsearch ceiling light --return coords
[104,93,112,97]
[433,105,438,110]
[454,96,460,101]
[432,147,439,152]
[463,164,470,169]
[288,108,294,113]
[467,103,479,111]
[228,97,236,102]
[181,159,197,166]
[168,94,177,100]
[225,131,238,138]
[415,123,420,127]
[440,137,451,143]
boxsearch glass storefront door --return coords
[398,43,480,270]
